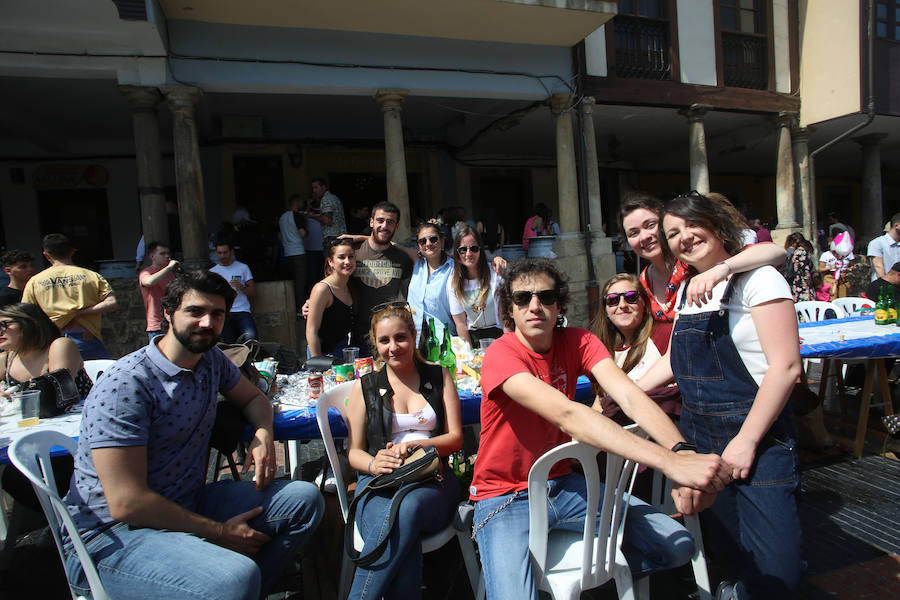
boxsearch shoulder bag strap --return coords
[343,482,420,567]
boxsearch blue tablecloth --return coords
[799,315,900,359]
[272,374,595,441]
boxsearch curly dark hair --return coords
[0,250,33,268]
[161,270,236,319]
[497,258,569,331]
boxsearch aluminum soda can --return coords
[308,373,323,400]
[354,357,374,379]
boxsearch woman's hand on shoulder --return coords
[685,263,730,307]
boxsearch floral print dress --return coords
[788,247,815,301]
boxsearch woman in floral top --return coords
[620,191,786,351]
[784,233,816,301]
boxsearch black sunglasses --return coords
[604,291,641,307]
[456,245,480,255]
[0,320,14,334]
[417,235,440,246]
[510,289,558,307]
[371,300,411,315]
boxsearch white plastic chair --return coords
[527,424,648,600]
[315,380,484,600]
[9,430,109,600]
[794,300,842,323]
[82,359,116,383]
[649,472,712,600]
[831,296,874,318]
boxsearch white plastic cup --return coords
[343,346,360,365]
[479,338,495,352]
[15,389,40,426]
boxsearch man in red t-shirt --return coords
[139,242,179,341]
[470,259,730,599]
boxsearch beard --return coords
[172,321,220,354]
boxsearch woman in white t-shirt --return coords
[638,192,803,600]
[448,227,506,348]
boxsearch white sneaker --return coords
[315,464,338,493]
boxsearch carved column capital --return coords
[853,132,888,147]
[581,96,596,116]
[791,125,812,144]
[774,110,798,128]
[162,86,203,117]
[120,85,162,112]
[549,93,573,116]
[678,103,712,123]
[374,89,408,113]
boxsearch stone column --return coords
[774,112,799,241]
[581,97,603,235]
[581,97,615,310]
[551,94,579,233]
[121,86,167,251]
[792,126,814,245]
[162,86,208,267]
[375,89,411,243]
[854,133,888,244]
[679,104,711,194]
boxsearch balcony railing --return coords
[614,16,671,80]
[722,31,768,90]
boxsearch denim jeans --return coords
[349,467,459,600]
[473,471,694,600]
[222,311,259,344]
[63,330,110,360]
[65,479,324,600]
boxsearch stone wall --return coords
[99,278,299,359]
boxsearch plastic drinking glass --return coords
[15,389,40,427]
[479,338,495,352]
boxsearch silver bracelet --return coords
[716,260,732,274]
[367,456,376,475]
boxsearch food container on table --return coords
[334,364,355,382]
[354,357,374,379]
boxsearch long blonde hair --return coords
[367,305,428,369]
[592,274,654,376]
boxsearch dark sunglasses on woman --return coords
[604,291,641,307]
[510,289,558,307]
[417,235,440,246]
[456,245,480,255]
[371,300,412,315]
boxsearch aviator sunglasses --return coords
[510,289,558,307]
[417,235,440,246]
[456,245,480,255]
[604,291,641,307]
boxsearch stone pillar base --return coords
[550,233,595,329]
[590,231,616,285]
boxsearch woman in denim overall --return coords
[640,193,803,599]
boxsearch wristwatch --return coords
[671,441,698,453]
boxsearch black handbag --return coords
[26,368,81,418]
[343,445,442,566]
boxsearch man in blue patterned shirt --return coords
[63,270,323,600]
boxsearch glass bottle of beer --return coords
[888,289,898,324]
[875,287,889,325]
[426,318,441,363]
[439,326,457,383]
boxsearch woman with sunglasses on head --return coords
[0,303,92,515]
[305,237,358,357]
[621,191,785,352]
[448,227,508,349]
[638,192,803,600]
[407,221,457,344]
[344,303,463,599]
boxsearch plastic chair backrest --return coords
[314,380,356,520]
[831,296,875,318]
[794,300,842,323]
[527,424,645,596]
[82,359,116,384]
[9,430,110,600]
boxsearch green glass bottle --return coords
[875,288,889,325]
[888,289,898,324]
[426,318,441,363]
[439,326,457,382]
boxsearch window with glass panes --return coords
[719,0,769,89]
[614,0,672,80]
[875,1,900,40]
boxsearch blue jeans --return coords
[222,311,258,344]
[473,471,694,600]
[349,467,459,600]
[63,330,110,360]
[65,479,324,600]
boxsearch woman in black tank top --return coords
[306,238,357,356]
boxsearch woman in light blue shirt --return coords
[407,221,457,344]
